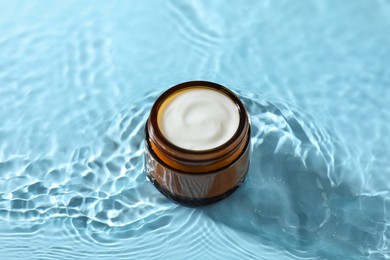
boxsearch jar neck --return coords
[146,81,250,173]
[147,116,250,173]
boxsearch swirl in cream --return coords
[158,87,239,150]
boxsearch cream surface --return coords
[158,87,239,150]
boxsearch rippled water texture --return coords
[1,1,389,259]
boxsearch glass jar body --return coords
[144,81,250,206]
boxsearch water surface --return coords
[0,1,389,259]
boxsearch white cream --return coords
[158,87,239,150]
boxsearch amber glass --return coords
[144,81,250,206]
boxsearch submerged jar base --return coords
[144,121,251,207]
[147,174,246,207]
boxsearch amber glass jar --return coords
[144,81,250,206]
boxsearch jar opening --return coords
[157,86,240,151]
[149,81,247,155]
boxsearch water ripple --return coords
[1,0,389,258]
[202,91,389,259]
[1,88,387,258]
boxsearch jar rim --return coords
[149,81,248,155]
[145,121,251,175]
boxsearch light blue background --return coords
[0,1,389,259]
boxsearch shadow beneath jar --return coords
[201,96,388,259]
